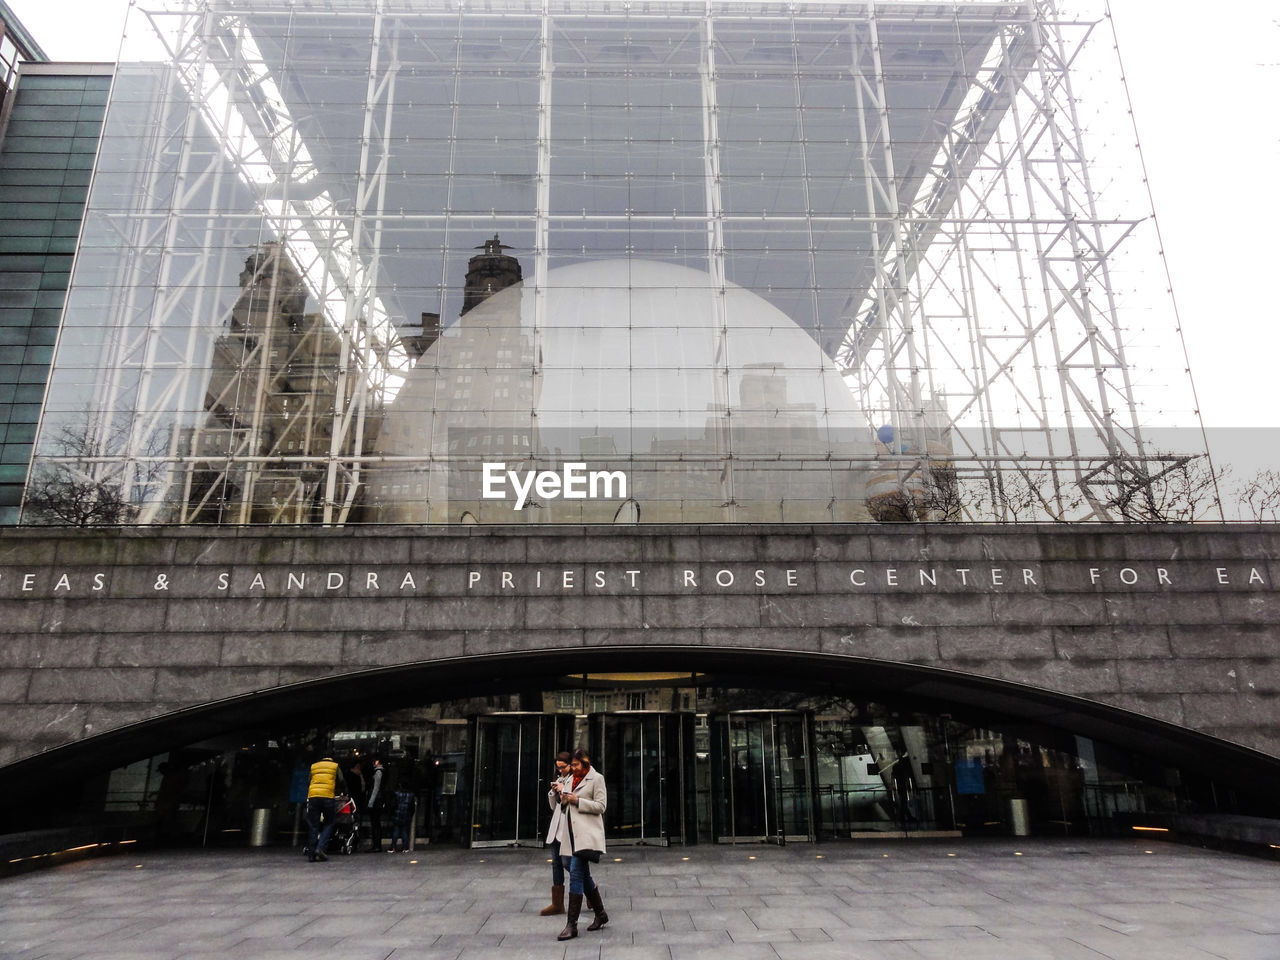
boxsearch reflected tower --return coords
[462,235,523,316]
[180,244,367,524]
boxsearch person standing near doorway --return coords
[366,757,386,852]
[388,778,416,853]
[554,748,609,940]
[539,751,573,915]
[304,754,344,862]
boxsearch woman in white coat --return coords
[540,751,572,915]
[553,747,609,940]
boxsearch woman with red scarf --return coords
[551,748,609,940]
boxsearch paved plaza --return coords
[1,839,1278,960]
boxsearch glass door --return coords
[590,713,688,845]
[711,711,813,843]
[470,714,574,847]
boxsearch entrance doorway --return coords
[470,713,575,847]
[711,711,814,842]
[589,712,694,845]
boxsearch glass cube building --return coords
[24,0,1193,525]
[8,2,1279,854]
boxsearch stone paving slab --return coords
[1,839,1279,959]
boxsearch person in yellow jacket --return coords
[304,755,345,862]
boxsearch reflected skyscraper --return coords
[181,244,371,524]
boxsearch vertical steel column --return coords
[866,3,927,459]
[115,2,242,520]
[700,0,734,520]
[323,0,393,523]
[531,0,553,483]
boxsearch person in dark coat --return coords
[366,757,386,852]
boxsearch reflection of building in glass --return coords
[180,244,371,523]
[462,235,523,316]
[368,258,873,523]
[364,236,540,522]
[19,0,1201,525]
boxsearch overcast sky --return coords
[6,0,1279,441]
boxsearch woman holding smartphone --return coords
[553,747,609,940]
[540,751,573,915]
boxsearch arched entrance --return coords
[8,649,1280,850]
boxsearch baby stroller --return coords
[331,794,360,855]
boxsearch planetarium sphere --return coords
[368,259,873,523]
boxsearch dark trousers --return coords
[550,839,564,885]
[305,796,336,854]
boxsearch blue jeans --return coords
[305,796,336,854]
[550,840,564,886]
[560,853,598,896]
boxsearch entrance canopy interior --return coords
[9,647,1280,816]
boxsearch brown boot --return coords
[557,893,582,940]
[540,884,565,916]
[585,886,609,931]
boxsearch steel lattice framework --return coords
[28,0,1208,525]
[834,1,1187,520]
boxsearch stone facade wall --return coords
[0,524,1277,769]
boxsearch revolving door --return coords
[470,713,576,847]
[589,712,694,845]
[710,711,814,843]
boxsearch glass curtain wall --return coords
[25,0,1187,525]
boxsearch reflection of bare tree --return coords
[1105,453,1225,523]
[870,454,1226,524]
[991,470,1079,522]
[23,411,167,526]
[1234,469,1280,522]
